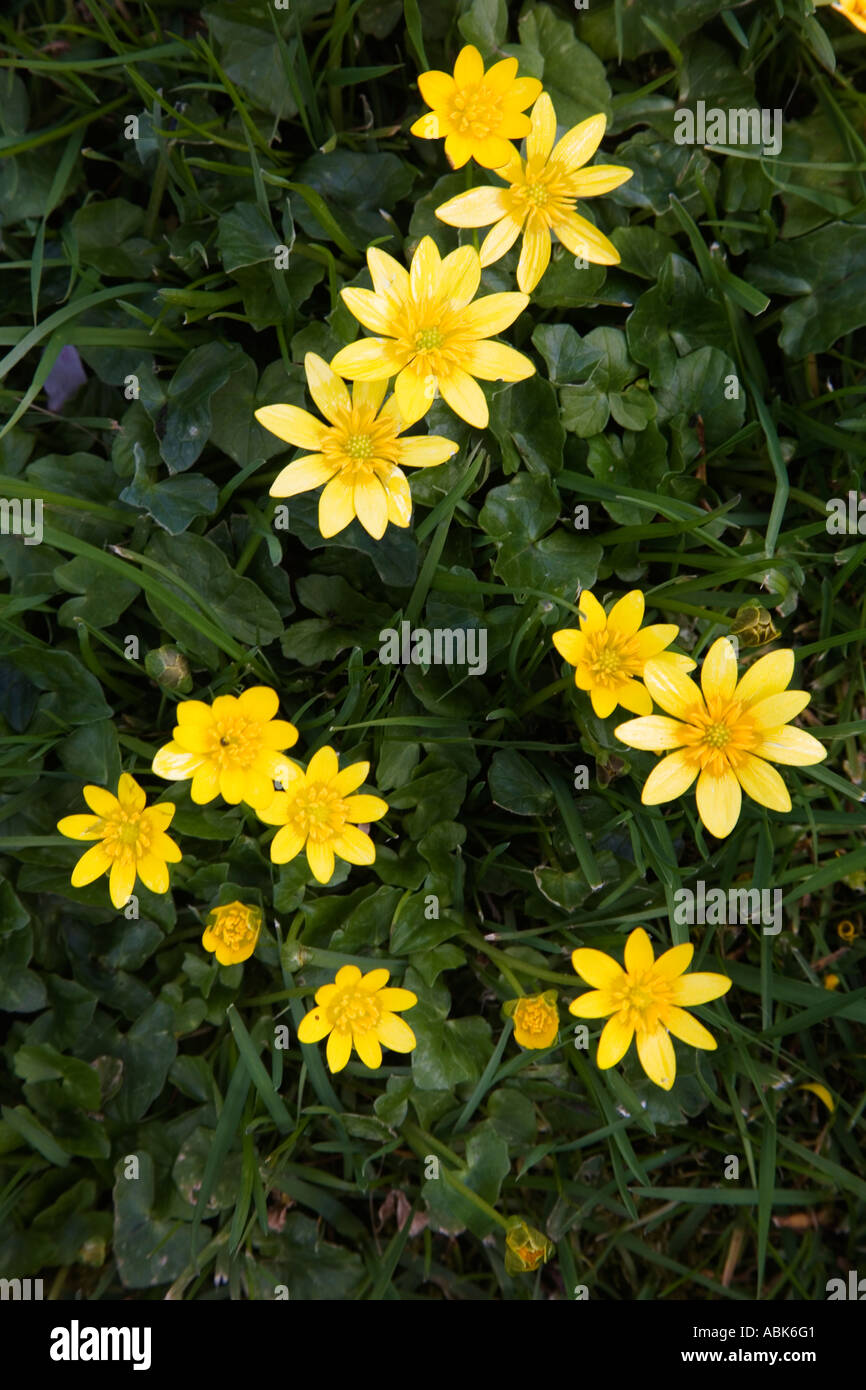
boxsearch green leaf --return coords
[114,1150,208,1288]
[218,201,282,272]
[138,342,246,474]
[509,4,611,124]
[423,1120,510,1237]
[120,449,218,535]
[71,198,159,279]
[746,223,866,358]
[489,749,555,816]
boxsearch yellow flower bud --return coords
[505,991,559,1050]
[202,901,263,966]
[504,1219,553,1274]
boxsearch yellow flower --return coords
[504,1218,554,1275]
[255,353,459,540]
[553,588,695,719]
[569,927,731,1090]
[614,638,827,839]
[435,94,632,292]
[297,964,417,1072]
[256,746,388,884]
[823,974,840,992]
[57,773,181,909]
[152,686,298,808]
[504,991,559,1049]
[330,236,533,429]
[834,0,866,34]
[202,901,263,966]
[837,919,859,942]
[410,44,543,170]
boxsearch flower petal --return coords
[307,840,336,884]
[326,1028,353,1073]
[307,746,340,783]
[614,679,653,716]
[669,972,732,1006]
[70,843,112,886]
[417,68,455,110]
[377,988,418,1013]
[319,475,356,537]
[343,793,389,823]
[376,1012,417,1053]
[663,1006,717,1050]
[641,750,699,803]
[553,212,620,265]
[453,44,483,87]
[576,589,606,632]
[435,185,510,228]
[748,691,811,730]
[700,637,738,702]
[734,752,792,813]
[254,403,326,450]
[58,814,105,841]
[567,990,615,1018]
[550,113,607,171]
[353,1028,382,1069]
[570,164,633,197]
[479,215,523,267]
[571,947,625,989]
[297,1007,332,1044]
[332,825,376,865]
[615,715,688,751]
[516,221,551,293]
[636,1027,676,1090]
[367,247,410,303]
[109,857,136,910]
[652,943,694,980]
[552,628,585,665]
[438,366,489,428]
[624,927,655,975]
[270,824,306,864]
[304,352,351,424]
[643,659,704,720]
[82,785,119,817]
[354,476,389,539]
[339,287,397,335]
[270,454,338,498]
[330,338,407,381]
[333,760,369,796]
[457,291,529,338]
[458,340,535,382]
[735,648,795,705]
[526,92,557,161]
[597,1013,634,1068]
[398,434,459,468]
[606,590,644,637]
[395,362,437,427]
[137,853,169,895]
[439,243,481,310]
[754,726,826,766]
[696,768,742,838]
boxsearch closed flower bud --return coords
[145,645,193,693]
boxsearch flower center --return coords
[213,910,250,946]
[585,631,633,685]
[526,182,549,207]
[610,971,672,1032]
[290,782,348,843]
[345,433,372,460]
[517,1001,550,1035]
[104,810,149,861]
[210,717,261,769]
[449,86,501,139]
[414,326,443,352]
[330,987,381,1035]
[703,722,732,750]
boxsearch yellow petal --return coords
[307,746,339,783]
[326,1028,353,1073]
[304,352,351,424]
[339,287,397,336]
[567,990,615,1018]
[483,55,519,93]
[453,44,483,86]
[117,774,145,811]
[109,857,136,910]
[443,130,473,169]
[333,760,369,796]
[641,750,699,804]
[576,590,605,632]
[734,753,791,812]
[254,403,325,450]
[500,76,543,111]
[330,338,407,381]
[735,648,794,706]
[700,637,738,702]
[351,377,390,416]
[606,590,644,637]
[307,840,336,883]
[748,691,811,729]
[395,362,437,427]
[552,628,585,665]
[332,825,376,865]
[670,972,732,1006]
[154,831,182,863]
[472,133,524,168]
[70,843,112,886]
[354,476,389,539]
[411,111,440,139]
[398,434,459,468]
[343,793,388,822]
[270,824,306,864]
[624,927,654,975]
[418,68,455,109]
[297,1007,332,1044]
[377,987,417,1012]
[236,686,277,724]
[137,853,169,895]
[190,764,220,804]
[82,785,120,817]
[636,1027,676,1089]
[631,624,681,662]
[335,965,362,988]
[615,680,653,716]
[219,766,247,804]
[435,185,510,228]
[381,466,412,527]
[319,475,356,537]
[376,1012,416,1053]
[652,942,694,980]
[615,715,687,751]
[367,247,410,303]
[797,1082,834,1113]
[458,290,529,339]
[516,222,551,293]
[353,1028,382,1069]
[696,768,742,838]
[409,234,442,303]
[570,164,633,197]
[754,726,826,766]
[526,92,557,161]
[479,216,523,268]
[571,947,625,989]
[643,659,704,719]
[597,1013,634,1068]
[270,455,338,499]
[438,366,489,428]
[590,686,618,719]
[58,814,105,840]
[663,1006,717,1049]
[458,340,535,382]
[438,243,481,309]
[553,213,620,265]
[551,113,607,171]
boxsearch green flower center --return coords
[526,182,549,207]
[345,433,372,460]
[703,723,732,749]
[414,326,443,352]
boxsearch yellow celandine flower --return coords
[57,773,181,909]
[504,991,559,1049]
[410,44,543,170]
[435,94,632,293]
[569,927,732,1091]
[504,1219,554,1275]
[256,746,388,884]
[297,964,417,1072]
[834,0,866,34]
[552,588,695,719]
[330,237,533,430]
[201,901,263,966]
[152,686,298,808]
[255,353,458,541]
[823,974,840,992]
[614,638,827,839]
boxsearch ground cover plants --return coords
[0,0,865,1305]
